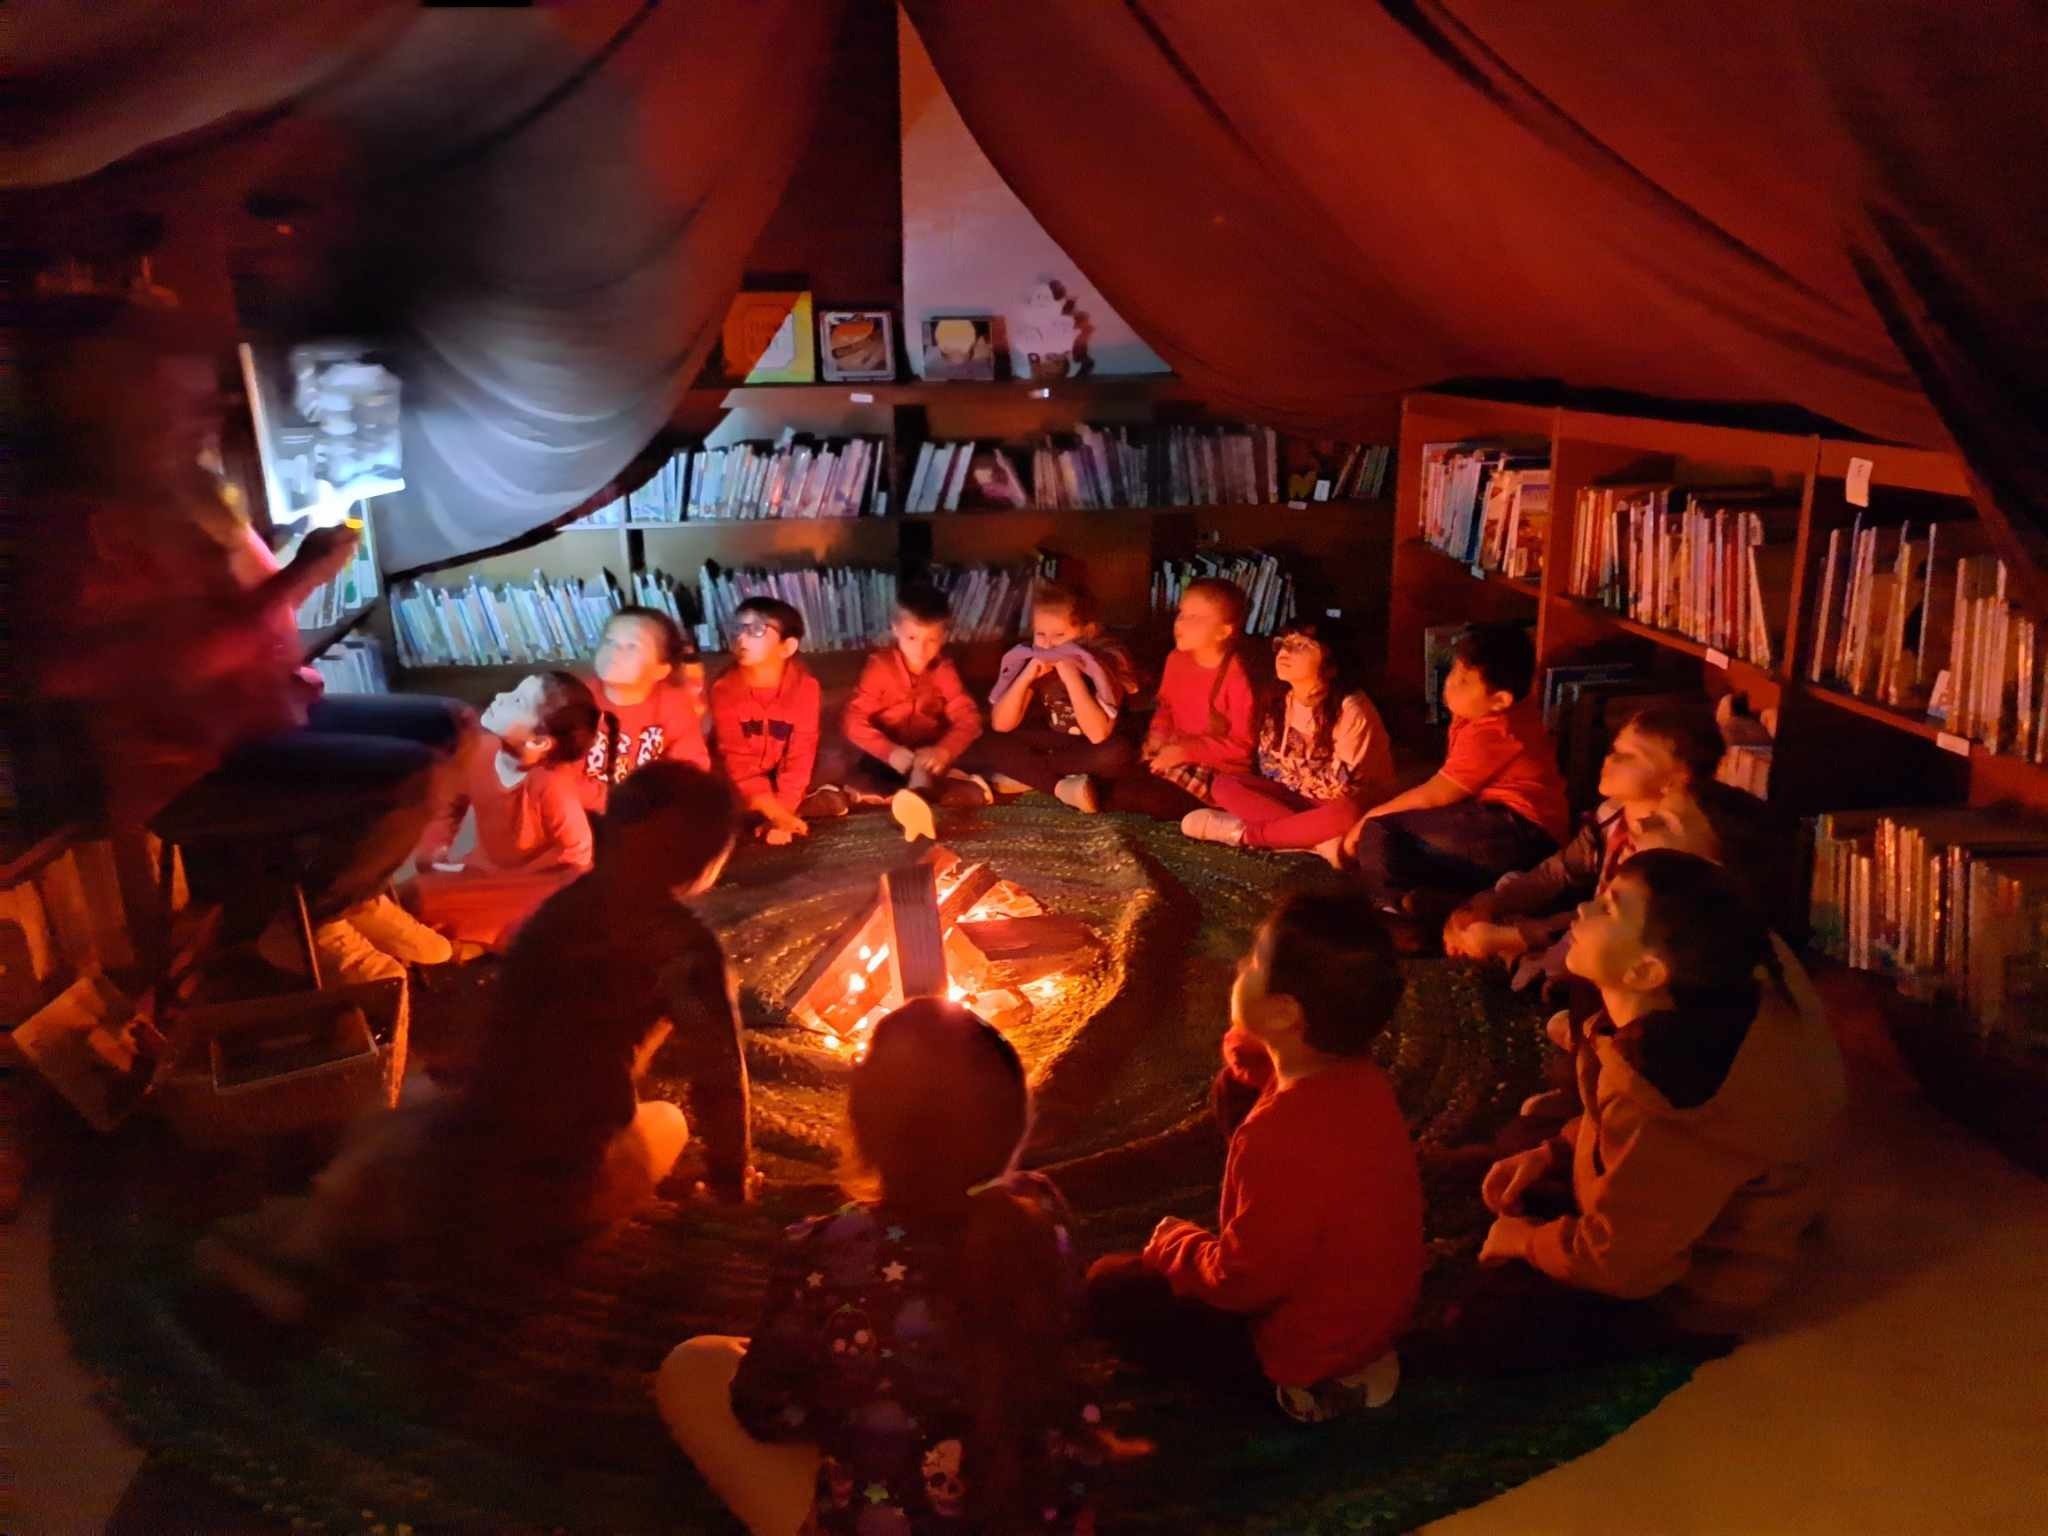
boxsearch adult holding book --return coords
[20,312,468,986]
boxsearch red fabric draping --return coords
[902,0,2048,599]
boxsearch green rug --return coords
[53,803,1697,1534]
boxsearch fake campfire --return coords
[788,846,1100,1052]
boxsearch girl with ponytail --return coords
[658,1000,1103,1534]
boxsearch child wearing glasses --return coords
[1181,616,1393,867]
[709,597,835,844]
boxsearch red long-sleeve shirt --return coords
[577,678,710,812]
[841,648,982,766]
[710,660,821,811]
[1147,1031,1424,1387]
[1145,651,1256,773]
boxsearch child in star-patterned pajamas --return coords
[656,999,1105,1534]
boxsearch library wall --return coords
[897,7,1170,381]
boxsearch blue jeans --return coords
[1353,800,1558,914]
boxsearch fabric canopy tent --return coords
[902,0,2048,605]
[7,1,2044,595]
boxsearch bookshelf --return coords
[1391,391,2048,1172]
[378,375,1395,675]
[1386,390,2044,815]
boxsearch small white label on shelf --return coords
[848,391,875,404]
[1705,647,1730,670]
[1936,730,1971,758]
[1326,608,1343,618]
[1845,456,1874,508]
[1028,387,1051,399]
[1313,480,1332,502]
[1287,499,1308,510]
[1927,668,1954,716]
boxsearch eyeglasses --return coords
[1273,637,1320,655]
[729,619,781,641]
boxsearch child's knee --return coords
[654,1334,748,1432]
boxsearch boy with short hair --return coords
[1444,701,1724,977]
[1086,894,1424,1423]
[709,596,831,845]
[1345,623,1568,933]
[582,605,710,813]
[1465,850,1845,1366]
[819,582,990,820]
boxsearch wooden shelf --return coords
[1406,539,1544,598]
[1556,598,1782,686]
[681,375,1185,412]
[1804,681,1947,743]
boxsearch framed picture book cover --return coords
[722,291,816,384]
[921,316,1002,381]
[818,309,895,382]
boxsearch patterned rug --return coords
[53,803,1698,1534]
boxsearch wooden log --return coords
[952,915,1098,984]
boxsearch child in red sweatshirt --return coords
[1086,894,1424,1422]
[709,597,831,845]
[1056,578,1256,820]
[581,605,709,813]
[818,582,989,822]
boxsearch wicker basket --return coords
[153,977,408,1148]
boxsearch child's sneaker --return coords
[1276,1349,1400,1423]
[799,786,852,819]
[1180,808,1247,846]
[258,913,405,988]
[889,788,938,843]
[988,772,1036,796]
[345,893,453,965]
[1310,832,1349,870]
[1545,1008,1574,1051]
[1053,774,1100,814]
[1519,1088,1575,1119]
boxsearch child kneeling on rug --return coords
[963,580,1141,798]
[815,581,990,826]
[711,596,838,844]
[1057,577,1257,819]
[406,669,601,948]
[1086,894,1424,1423]
[657,999,1107,1535]
[1344,622,1568,940]
[1455,850,1845,1371]
[1183,614,1393,865]
[196,765,754,1322]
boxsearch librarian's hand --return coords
[1633,786,1715,857]
[1481,1147,1555,1216]
[290,524,360,586]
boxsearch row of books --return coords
[567,433,889,526]
[1809,528,2046,760]
[1151,551,1298,637]
[1569,486,1799,668]
[1321,442,1394,503]
[1809,806,2047,1043]
[391,572,624,668]
[689,561,1040,653]
[1418,441,1551,577]
[307,636,390,695]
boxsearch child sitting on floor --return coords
[1055,577,1257,819]
[657,999,1105,1535]
[818,581,990,822]
[963,580,1141,797]
[1461,850,1845,1370]
[1344,623,1568,938]
[1087,894,1424,1423]
[196,764,753,1322]
[407,669,601,947]
[710,596,836,845]
[1443,701,1724,979]
[582,605,710,812]
[1183,614,1393,864]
